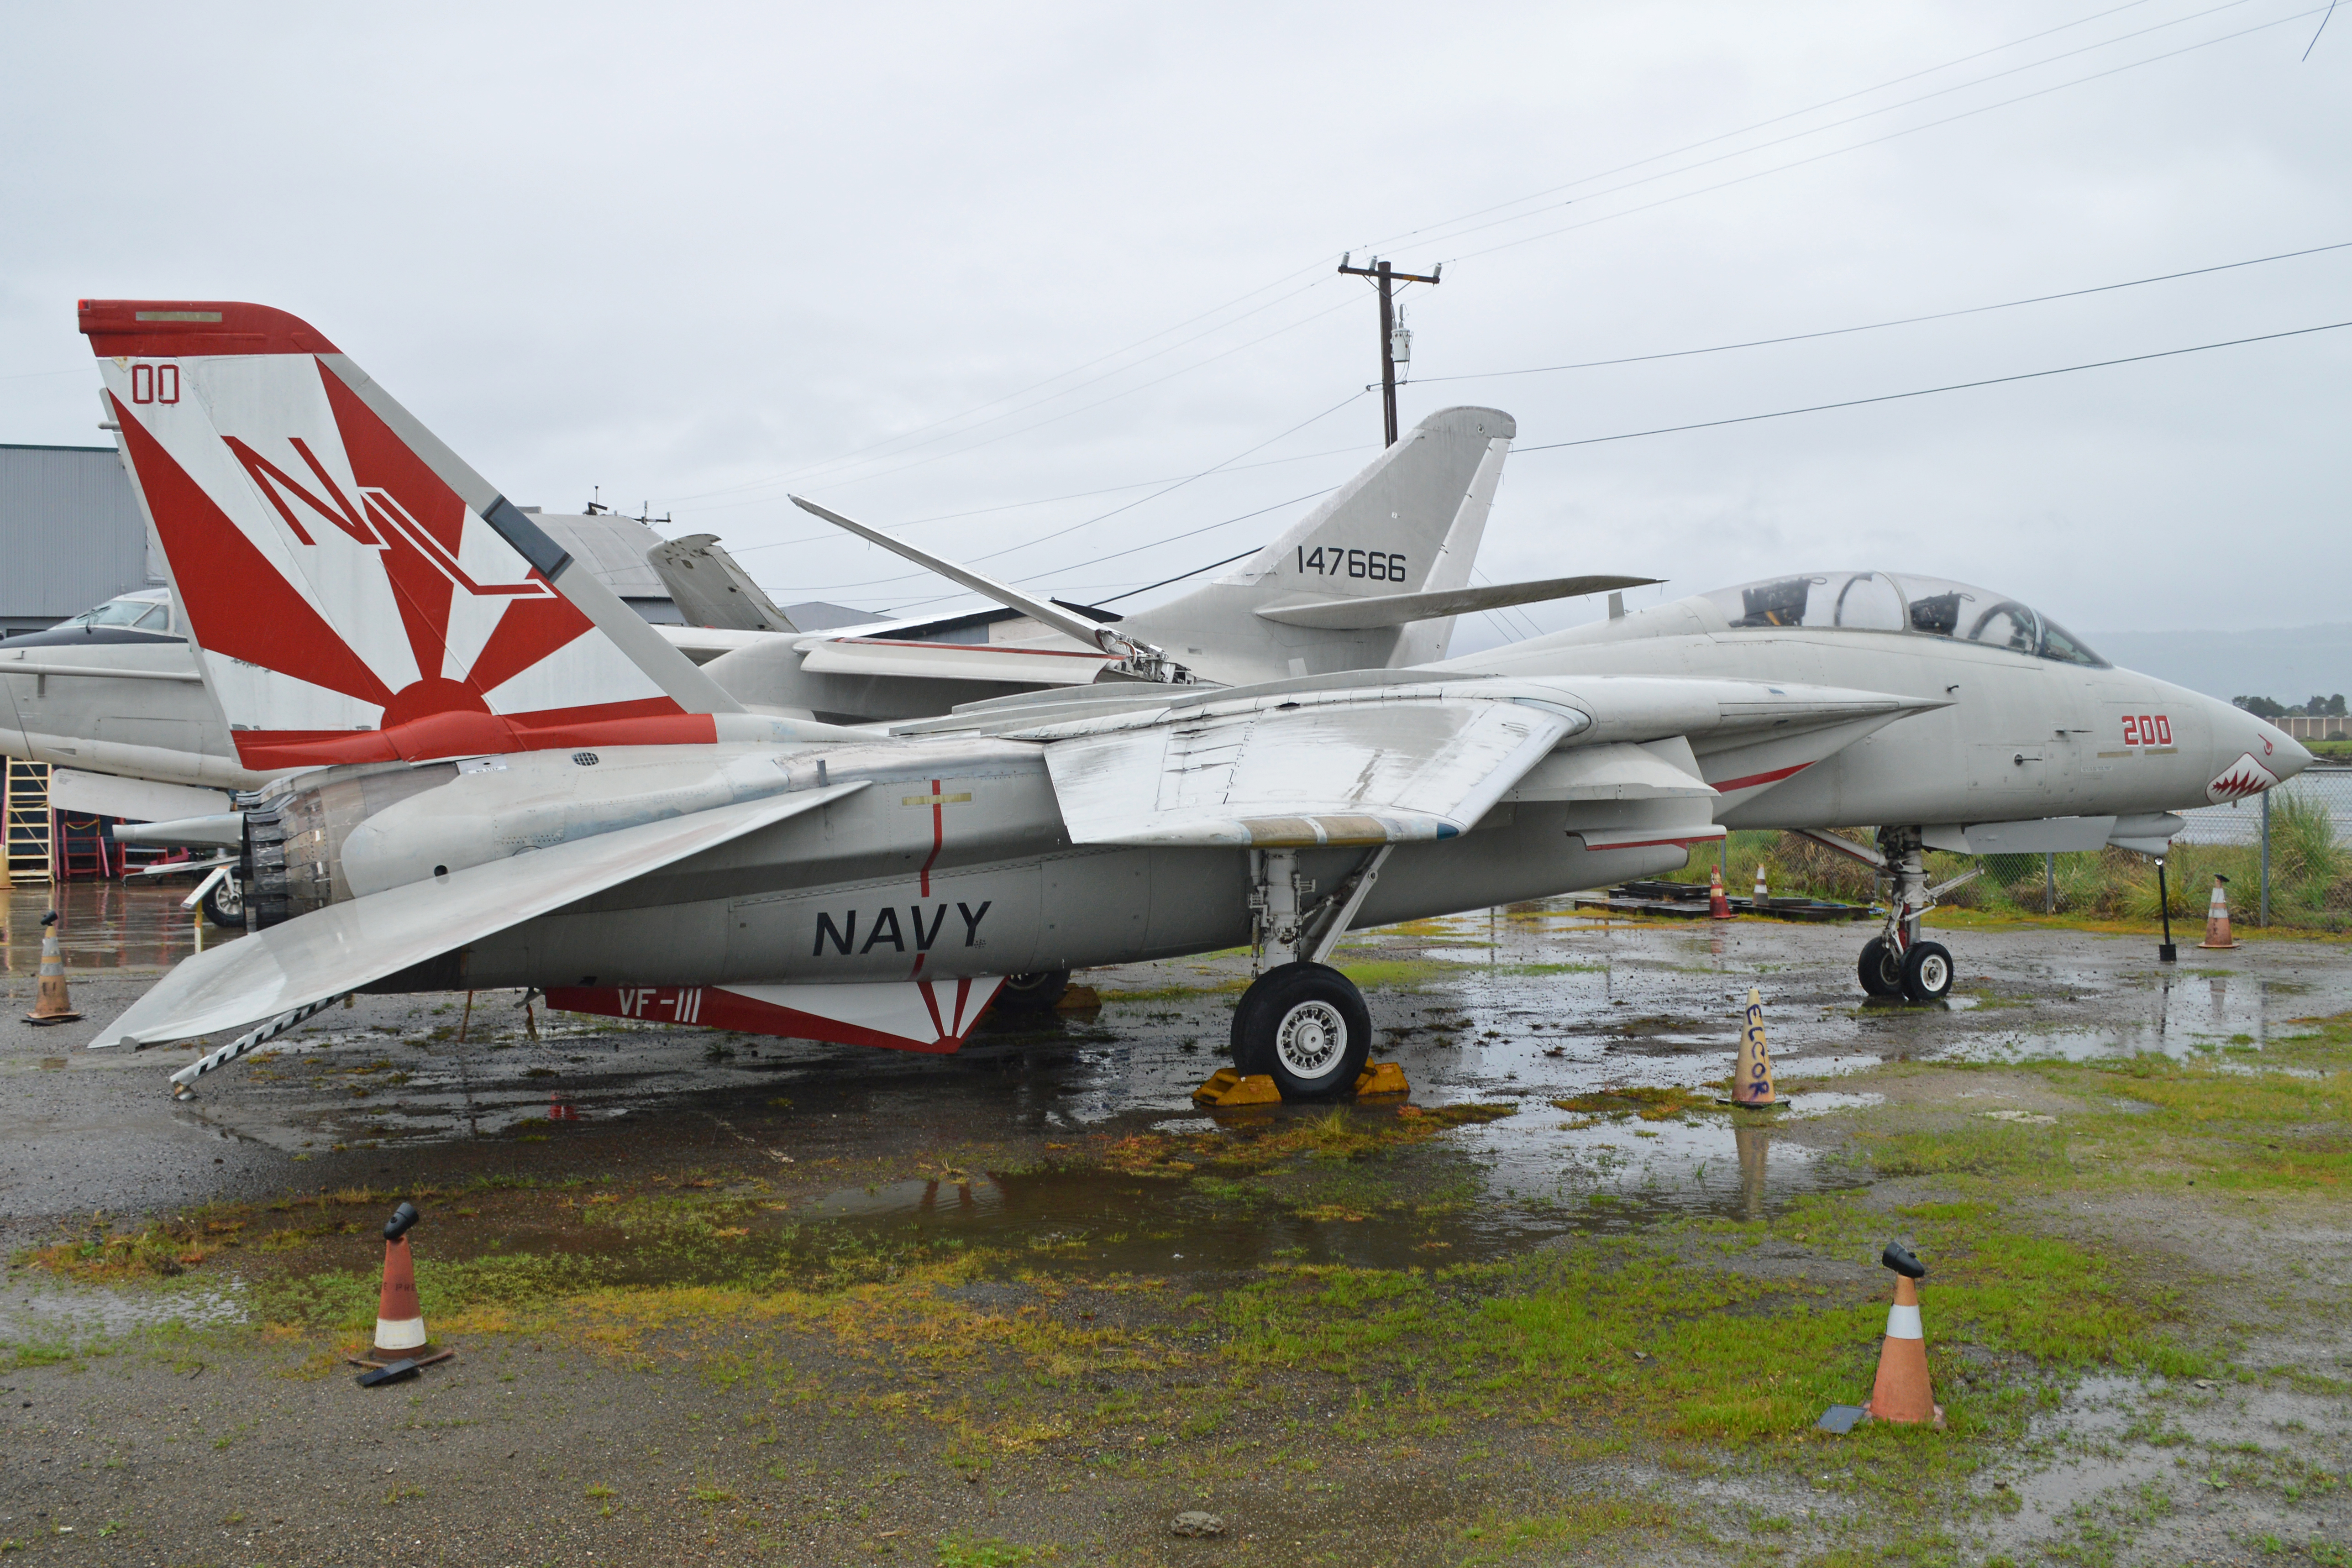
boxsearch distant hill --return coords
[2087,624,2352,704]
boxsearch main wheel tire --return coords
[200,876,246,930]
[1858,937,1904,997]
[1900,940,1954,1002]
[993,970,1071,1014]
[1229,962,1372,1101]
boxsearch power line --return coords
[1513,317,2352,454]
[1416,239,2352,384]
[649,4,2235,516]
[1449,4,2327,267]
[807,388,1370,582]
[726,441,1373,552]
[656,272,1337,505]
[672,292,1359,515]
[1412,0,2270,263]
[1099,547,1265,604]
[1349,0,2169,258]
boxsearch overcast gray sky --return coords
[3,1,2344,651]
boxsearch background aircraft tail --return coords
[1118,405,1515,683]
[80,300,740,772]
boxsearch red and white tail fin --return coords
[80,300,740,772]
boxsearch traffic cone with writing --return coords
[1708,866,1732,920]
[25,912,80,1026]
[1752,862,1770,908]
[1732,986,1778,1106]
[1862,1243,1942,1428]
[372,1202,430,1360]
[2198,874,2237,949]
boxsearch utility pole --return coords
[1339,253,1440,447]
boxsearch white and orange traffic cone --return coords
[1732,986,1778,1106]
[1708,866,1732,920]
[24,911,80,1026]
[2198,874,2237,950]
[373,1202,429,1360]
[1861,1243,1942,1428]
[1753,862,1770,907]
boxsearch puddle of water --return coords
[0,1283,246,1343]
[3,881,215,975]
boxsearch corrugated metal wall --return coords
[0,443,156,630]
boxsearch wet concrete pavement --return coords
[5,886,2347,1257]
[3,884,2349,1564]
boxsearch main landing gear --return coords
[1228,844,1392,1100]
[1853,827,1976,1003]
[992,970,1072,1014]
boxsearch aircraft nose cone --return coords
[2269,725,2315,781]
[2204,699,2310,801]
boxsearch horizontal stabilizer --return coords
[1036,690,1580,847]
[92,781,869,1050]
[1254,574,1661,630]
[110,814,243,849]
[47,769,231,823]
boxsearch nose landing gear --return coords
[1794,827,1977,1003]
[1863,827,1976,1002]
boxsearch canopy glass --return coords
[1701,572,2105,667]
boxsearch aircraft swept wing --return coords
[91,780,870,1051]
[1252,574,1659,630]
[1025,688,1583,847]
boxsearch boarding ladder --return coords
[4,758,52,884]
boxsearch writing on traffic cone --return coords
[373,1202,430,1360]
[1753,862,1770,906]
[1733,986,1778,1105]
[1708,866,1732,920]
[2198,874,2237,949]
[25,912,81,1026]
[1861,1243,1942,1428]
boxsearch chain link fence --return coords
[1686,767,2352,933]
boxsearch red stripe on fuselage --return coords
[226,702,715,769]
[1709,761,1814,794]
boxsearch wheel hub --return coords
[1916,953,1949,992]
[1273,1000,1346,1077]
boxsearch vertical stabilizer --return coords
[650,534,802,633]
[1119,406,1514,684]
[79,300,740,771]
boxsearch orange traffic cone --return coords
[1732,986,1778,1106]
[1708,866,1732,920]
[25,912,81,1026]
[2198,874,2237,949]
[373,1202,430,1360]
[1752,862,1770,907]
[1862,1243,1942,1428]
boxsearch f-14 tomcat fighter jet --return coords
[80,300,2309,1101]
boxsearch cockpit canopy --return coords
[62,589,172,634]
[1701,571,2105,667]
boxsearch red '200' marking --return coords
[2121,714,2172,746]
